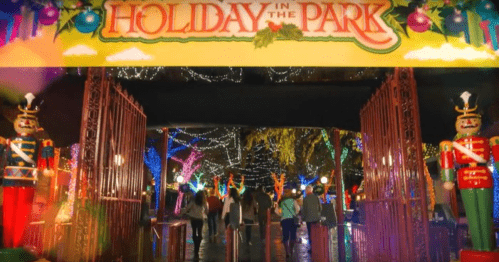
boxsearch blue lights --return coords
[492,155,499,219]
[144,145,162,210]
[298,174,318,195]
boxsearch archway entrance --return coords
[70,67,430,261]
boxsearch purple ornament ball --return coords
[39,5,59,26]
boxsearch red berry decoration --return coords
[408,8,432,33]
[268,21,283,32]
[444,0,451,5]
[445,9,466,34]
[39,4,59,26]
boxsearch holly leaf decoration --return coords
[426,8,448,40]
[438,6,454,19]
[253,28,275,48]
[386,13,408,37]
[91,8,103,38]
[391,6,412,19]
[278,23,303,40]
[54,16,77,41]
[253,23,303,48]
[54,8,80,41]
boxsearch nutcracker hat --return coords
[454,91,480,120]
[17,93,39,120]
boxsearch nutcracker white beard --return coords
[455,116,481,135]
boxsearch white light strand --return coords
[111,67,163,81]
[181,67,243,83]
[266,67,317,83]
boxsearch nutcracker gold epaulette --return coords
[440,141,452,151]
[42,139,53,147]
[0,137,5,144]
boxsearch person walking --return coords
[222,188,241,228]
[302,185,322,253]
[276,188,300,258]
[254,185,272,241]
[242,190,257,245]
[206,189,222,241]
[181,191,208,260]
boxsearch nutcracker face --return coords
[13,115,38,135]
[455,116,481,135]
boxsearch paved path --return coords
[183,220,323,262]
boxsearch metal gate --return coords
[360,68,430,261]
[70,68,147,261]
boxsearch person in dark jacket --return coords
[254,185,272,241]
[302,185,322,252]
[206,189,222,241]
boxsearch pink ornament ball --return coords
[407,10,431,33]
[39,5,60,26]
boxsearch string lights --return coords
[266,67,317,83]
[108,67,163,81]
[322,170,335,202]
[172,149,203,214]
[227,173,246,194]
[188,173,206,193]
[321,129,348,164]
[151,127,363,193]
[168,131,199,159]
[423,143,439,160]
[271,173,286,201]
[424,161,436,213]
[144,145,162,210]
[298,174,318,195]
[181,67,243,83]
[492,155,499,219]
[55,143,79,223]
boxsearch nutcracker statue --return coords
[0,93,54,248]
[440,91,499,261]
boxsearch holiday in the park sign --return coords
[0,0,499,67]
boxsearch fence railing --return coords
[151,221,187,262]
[23,221,72,261]
[351,223,368,262]
[349,223,455,262]
[266,209,271,262]
[225,226,241,262]
[429,226,450,262]
[311,223,330,262]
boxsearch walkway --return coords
[183,220,337,262]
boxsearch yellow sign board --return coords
[0,0,498,67]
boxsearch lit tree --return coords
[298,174,319,195]
[144,131,198,211]
[168,131,199,159]
[144,146,161,210]
[172,149,203,214]
[271,173,285,201]
[188,173,206,193]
